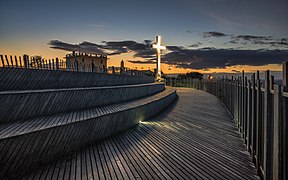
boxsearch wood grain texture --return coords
[0,88,176,179]
[0,68,155,91]
[0,83,164,123]
[18,88,258,180]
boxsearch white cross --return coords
[152,36,166,80]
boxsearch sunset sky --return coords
[0,0,287,75]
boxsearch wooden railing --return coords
[166,61,288,180]
[0,54,66,70]
[0,54,149,76]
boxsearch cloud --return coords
[49,40,80,51]
[203,31,228,38]
[189,42,202,48]
[201,31,288,48]
[49,39,288,70]
[161,48,288,69]
[104,41,145,51]
[229,34,288,48]
[48,40,106,55]
[228,40,238,44]
[127,60,156,64]
[234,35,272,41]
[166,46,185,52]
[232,70,241,73]
[48,39,154,56]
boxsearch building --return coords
[66,51,107,72]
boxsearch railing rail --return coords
[166,61,288,180]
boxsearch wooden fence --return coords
[167,61,288,180]
[0,54,149,76]
[0,54,65,70]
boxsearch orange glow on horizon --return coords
[0,47,283,74]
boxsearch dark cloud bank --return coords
[49,37,288,70]
[203,31,288,48]
[203,31,228,38]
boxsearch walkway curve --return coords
[22,88,259,180]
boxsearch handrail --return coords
[166,61,288,180]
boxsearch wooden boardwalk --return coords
[21,88,259,180]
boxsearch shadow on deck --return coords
[22,88,259,180]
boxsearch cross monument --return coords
[152,36,166,80]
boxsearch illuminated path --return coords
[23,88,259,180]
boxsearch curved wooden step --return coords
[0,82,164,123]
[0,68,155,91]
[0,87,177,179]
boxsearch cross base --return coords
[156,73,162,81]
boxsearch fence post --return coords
[5,55,9,67]
[240,73,244,134]
[0,55,4,67]
[60,59,64,70]
[244,76,248,142]
[49,59,52,70]
[56,58,59,70]
[223,76,226,102]
[10,55,14,67]
[231,77,233,111]
[247,79,252,151]
[31,56,35,69]
[234,77,237,122]
[273,84,281,180]
[255,70,262,174]
[231,76,234,114]
[52,59,55,70]
[270,75,274,90]
[251,73,256,163]
[263,70,273,180]
[237,77,241,128]
[23,54,29,68]
[19,56,22,68]
[14,56,18,68]
[282,61,288,180]
[112,66,115,74]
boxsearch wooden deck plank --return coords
[80,146,88,180]
[112,136,149,179]
[69,153,77,180]
[117,133,158,179]
[75,151,82,180]
[100,142,118,180]
[130,126,199,180]
[63,154,72,180]
[97,144,112,180]
[139,123,238,179]
[102,138,124,180]
[88,145,99,180]
[45,161,57,180]
[92,144,106,180]
[124,131,172,180]
[106,138,134,180]
[20,88,259,179]
[135,125,209,180]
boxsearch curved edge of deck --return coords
[0,88,177,179]
[0,82,165,123]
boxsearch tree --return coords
[178,72,203,80]
[186,72,203,80]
